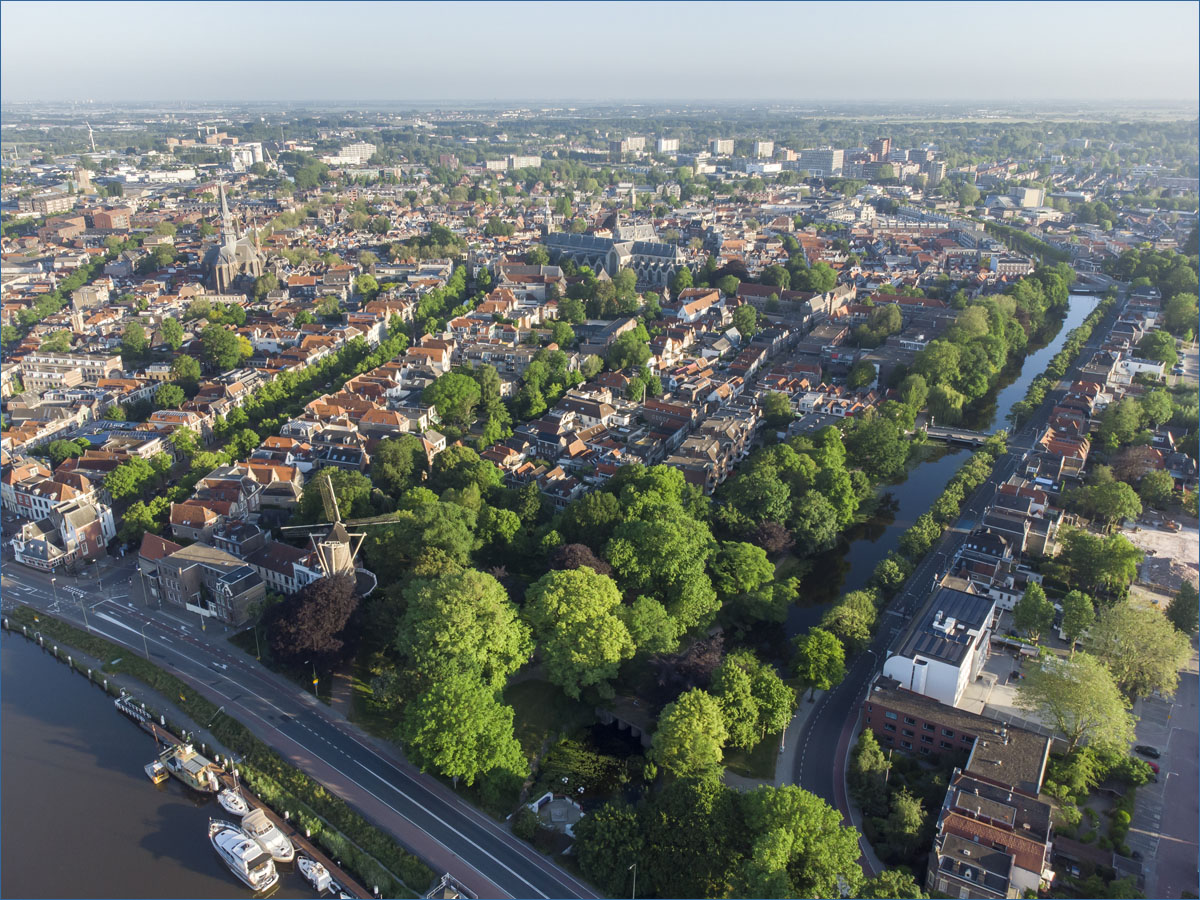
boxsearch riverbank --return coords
[2,605,432,899]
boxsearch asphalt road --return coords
[0,560,597,900]
[790,290,1127,852]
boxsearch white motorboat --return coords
[297,855,332,893]
[218,788,251,818]
[209,818,279,893]
[326,880,354,899]
[241,808,295,863]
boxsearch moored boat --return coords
[297,855,332,893]
[162,743,220,793]
[209,818,279,893]
[144,760,169,784]
[241,808,295,863]
[218,787,251,818]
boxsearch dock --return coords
[116,694,372,899]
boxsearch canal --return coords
[786,293,1099,637]
[1,632,312,900]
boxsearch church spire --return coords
[219,182,236,248]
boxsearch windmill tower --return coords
[85,121,96,154]
[279,468,398,580]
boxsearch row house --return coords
[141,539,265,626]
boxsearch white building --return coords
[883,587,996,708]
[656,137,680,154]
[752,140,774,158]
[709,138,734,156]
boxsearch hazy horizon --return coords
[2,1,1198,106]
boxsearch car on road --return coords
[1135,744,1161,759]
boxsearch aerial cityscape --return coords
[1,3,1198,900]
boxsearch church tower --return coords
[219,182,237,249]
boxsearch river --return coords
[785,293,1099,637]
[1,632,312,900]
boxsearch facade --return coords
[151,542,265,626]
[797,148,845,177]
[709,138,734,156]
[752,140,774,158]
[655,137,679,154]
[10,497,116,571]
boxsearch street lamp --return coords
[50,576,58,606]
[629,863,637,900]
[304,659,318,695]
[140,622,151,660]
[136,565,151,608]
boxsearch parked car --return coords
[1134,745,1161,759]
[1147,761,1160,774]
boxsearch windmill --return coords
[280,469,396,579]
[85,121,96,154]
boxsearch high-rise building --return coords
[797,148,844,177]
[869,137,891,160]
[609,136,645,155]
[752,140,774,159]
[341,141,377,162]
[656,137,680,154]
[709,138,734,156]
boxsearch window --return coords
[884,711,898,720]
[942,728,955,738]
[902,728,914,737]
[923,723,935,732]
[920,746,931,754]
[884,735,894,744]
[884,723,896,732]
[901,740,913,749]
[961,734,975,744]
[921,735,934,744]
[904,716,917,725]
[941,741,954,749]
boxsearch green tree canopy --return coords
[423,372,481,429]
[1013,582,1055,641]
[1017,653,1135,753]
[1166,581,1199,637]
[650,688,728,778]
[524,567,635,699]
[1088,602,1192,700]
[792,627,846,700]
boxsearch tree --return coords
[121,321,148,361]
[1058,527,1143,597]
[716,274,740,297]
[1072,481,1142,532]
[371,435,427,497]
[550,543,612,576]
[710,658,759,750]
[606,330,651,371]
[423,372,481,429]
[155,383,185,410]
[1166,581,1199,637]
[170,354,201,389]
[1163,292,1199,336]
[820,590,877,653]
[844,411,908,480]
[265,574,358,663]
[160,317,184,351]
[298,468,375,523]
[1137,330,1178,368]
[573,801,643,897]
[1017,653,1135,753]
[710,541,774,601]
[650,688,728,778]
[789,490,840,555]
[860,869,927,899]
[46,439,86,467]
[846,359,877,390]
[792,627,846,700]
[1088,603,1192,700]
[1060,590,1095,654]
[761,391,794,429]
[736,784,865,899]
[524,567,635,699]
[1013,582,1055,641]
[200,324,249,371]
[885,788,927,858]
[732,304,759,340]
[395,570,532,691]
[849,730,890,813]
[670,266,693,296]
[1140,389,1175,428]
[1138,469,1175,509]
[399,672,526,786]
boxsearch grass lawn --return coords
[504,678,594,760]
[725,735,780,781]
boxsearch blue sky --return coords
[2,1,1197,103]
